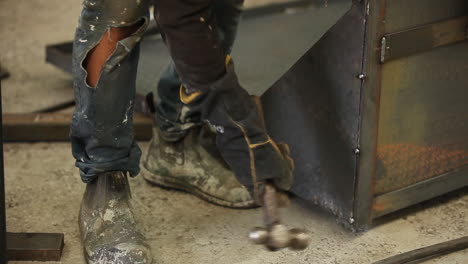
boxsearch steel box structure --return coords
[261,0,468,230]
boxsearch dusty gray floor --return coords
[1,0,468,263]
[3,143,468,264]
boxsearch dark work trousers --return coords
[71,0,244,182]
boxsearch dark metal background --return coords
[261,1,364,223]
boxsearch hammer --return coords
[248,183,310,251]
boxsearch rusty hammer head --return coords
[249,224,310,251]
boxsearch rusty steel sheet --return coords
[374,1,468,196]
[3,112,153,142]
[7,232,65,261]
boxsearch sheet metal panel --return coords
[261,2,364,221]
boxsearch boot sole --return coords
[141,166,257,209]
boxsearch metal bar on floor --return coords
[373,236,468,264]
[2,112,153,142]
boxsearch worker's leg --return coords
[142,0,256,208]
[71,0,150,181]
[71,0,152,263]
[154,0,244,142]
[153,0,294,200]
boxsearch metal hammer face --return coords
[249,225,310,251]
[248,183,310,251]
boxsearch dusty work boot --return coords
[142,126,256,208]
[179,57,295,201]
[79,171,152,264]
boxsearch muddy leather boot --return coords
[79,171,152,264]
[142,126,256,208]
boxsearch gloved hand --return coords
[179,57,294,203]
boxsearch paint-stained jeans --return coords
[71,0,244,182]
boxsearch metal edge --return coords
[6,232,65,261]
[352,0,386,231]
[372,166,468,219]
[381,15,468,63]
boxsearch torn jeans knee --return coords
[71,0,150,182]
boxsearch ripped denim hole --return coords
[81,18,146,88]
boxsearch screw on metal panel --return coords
[380,37,387,63]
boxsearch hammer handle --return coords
[262,183,280,228]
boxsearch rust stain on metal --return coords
[376,143,468,194]
[372,199,389,213]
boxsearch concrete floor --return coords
[1,0,467,263]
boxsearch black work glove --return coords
[179,57,294,202]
